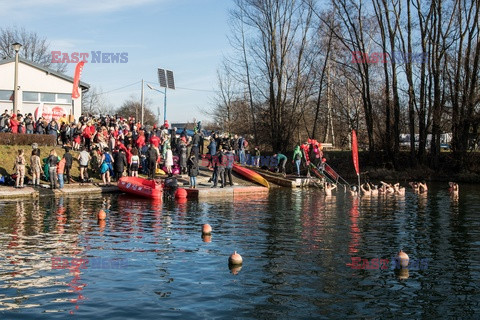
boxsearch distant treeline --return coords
[208,0,479,172]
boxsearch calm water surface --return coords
[0,184,479,319]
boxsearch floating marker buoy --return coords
[175,188,187,199]
[202,234,212,243]
[202,224,212,235]
[229,251,243,265]
[397,250,409,268]
[98,209,106,220]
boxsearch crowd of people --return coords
[4,111,266,189]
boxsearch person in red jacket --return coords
[9,114,19,133]
[136,131,146,149]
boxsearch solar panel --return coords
[158,68,167,88]
[166,70,175,90]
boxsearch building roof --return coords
[0,57,90,90]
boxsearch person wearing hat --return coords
[191,129,201,161]
[25,113,34,134]
[187,151,199,188]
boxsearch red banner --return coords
[352,129,360,175]
[72,61,85,99]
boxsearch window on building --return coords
[40,93,56,102]
[23,91,39,102]
[0,90,13,101]
[56,93,72,104]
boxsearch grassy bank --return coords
[0,145,101,183]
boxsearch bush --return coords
[0,133,56,146]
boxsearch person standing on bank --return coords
[13,149,26,188]
[212,147,226,188]
[191,129,201,160]
[147,144,159,179]
[47,149,59,189]
[187,153,199,188]
[63,147,73,184]
[57,156,66,189]
[100,147,114,186]
[78,146,91,182]
[30,149,43,186]
[207,137,217,169]
[113,148,127,181]
[130,148,140,177]
[178,137,188,174]
[224,147,234,186]
[292,145,303,176]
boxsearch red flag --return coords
[72,61,85,99]
[352,129,360,175]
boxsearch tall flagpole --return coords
[352,129,361,196]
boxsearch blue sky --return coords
[0,0,234,123]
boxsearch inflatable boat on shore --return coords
[118,177,163,199]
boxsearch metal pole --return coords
[163,87,167,123]
[141,79,144,126]
[357,173,361,198]
[13,50,19,115]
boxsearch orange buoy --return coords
[98,209,106,220]
[175,188,188,199]
[397,250,409,268]
[228,251,243,265]
[202,224,212,235]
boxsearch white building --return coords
[0,57,89,121]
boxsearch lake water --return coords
[0,184,479,319]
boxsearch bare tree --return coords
[81,87,115,116]
[0,26,68,73]
[228,0,317,152]
[116,96,157,126]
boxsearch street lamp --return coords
[147,83,166,125]
[12,42,22,115]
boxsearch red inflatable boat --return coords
[118,177,163,199]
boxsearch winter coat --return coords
[187,157,199,177]
[179,142,188,168]
[113,151,127,173]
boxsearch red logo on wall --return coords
[34,104,66,121]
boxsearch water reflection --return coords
[0,185,478,318]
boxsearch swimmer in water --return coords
[324,182,337,196]
[381,181,395,194]
[418,181,428,193]
[448,182,459,193]
[409,181,419,193]
[360,183,371,196]
[350,185,358,196]
[393,183,405,196]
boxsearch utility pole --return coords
[141,79,145,126]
